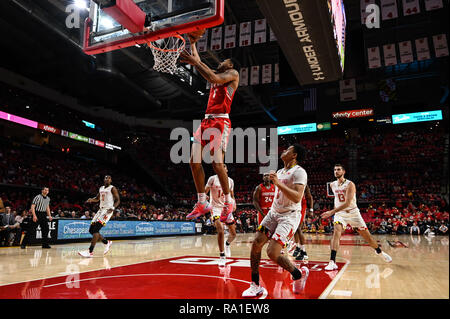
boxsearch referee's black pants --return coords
[23,212,49,247]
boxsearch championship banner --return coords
[269,26,277,42]
[433,34,449,57]
[425,0,443,11]
[210,26,223,51]
[383,43,398,66]
[399,41,414,63]
[250,65,260,85]
[339,78,357,101]
[274,63,279,82]
[254,19,267,44]
[262,64,272,84]
[402,0,420,16]
[240,67,249,86]
[361,0,376,25]
[224,24,236,49]
[415,38,431,61]
[368,47,382,68]
[239,21,252,47]
[197,29,208,52]
[380,0,399,20]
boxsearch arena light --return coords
[74,0,88,10]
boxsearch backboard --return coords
[83,0,223,55]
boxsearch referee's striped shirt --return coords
[32,194,50,213]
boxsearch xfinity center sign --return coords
[257,0,344,85]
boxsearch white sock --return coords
[198,193,206,202]
[224,193,232,202]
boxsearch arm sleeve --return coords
[32,196,39,205]
[293,168,307,185]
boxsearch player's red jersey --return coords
[257,183,275,224]
[206,83,236,114]
[259,183,275,210]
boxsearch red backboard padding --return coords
[102,0,146,34]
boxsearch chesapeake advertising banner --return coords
[256,0,344,85]
[57,220,196,240]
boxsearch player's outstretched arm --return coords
[86,193,100,203]
[180,48,238,85]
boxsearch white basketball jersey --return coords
[99,185,114,209]
[207,175,234,208]
[271,165,307,214]
[330,179,358,212]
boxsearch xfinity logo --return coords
[283,0,325,81]
[332,109,374,119]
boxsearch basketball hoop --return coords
[148,35,186,74]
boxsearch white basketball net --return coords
[148,35,186,74]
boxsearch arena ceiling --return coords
[0,0,447,128]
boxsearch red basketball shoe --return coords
[220,202,233,222]
[187,201,212,220]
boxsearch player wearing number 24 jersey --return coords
[320,164,392,270]
[253,173,275,225]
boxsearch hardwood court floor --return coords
[0,233,448,299]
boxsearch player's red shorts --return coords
[193,116,231,152]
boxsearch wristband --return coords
[309,208,314,212]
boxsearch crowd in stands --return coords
[1,84,449,247]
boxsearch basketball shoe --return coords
[242,282,265,298]
[103,240,112,255]
[377,251,392,263]
[292,266,309,294]
[324,260,338,271]
[187,201,212,220]
[218,255,226,267]
[78,250,94,258]
[220,202,233,222]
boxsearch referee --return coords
[22,186,53,249]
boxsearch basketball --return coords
[187,29,206,43]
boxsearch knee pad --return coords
[89,222,103,235]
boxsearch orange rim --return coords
[147,34,186,53]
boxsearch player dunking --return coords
[205,164,237,266]
[242,144,310,297]
[180,32,239,223]
[253,173,275,225]
[78,175,120,258]
[320,164,392,270]
[292,184,313,261]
